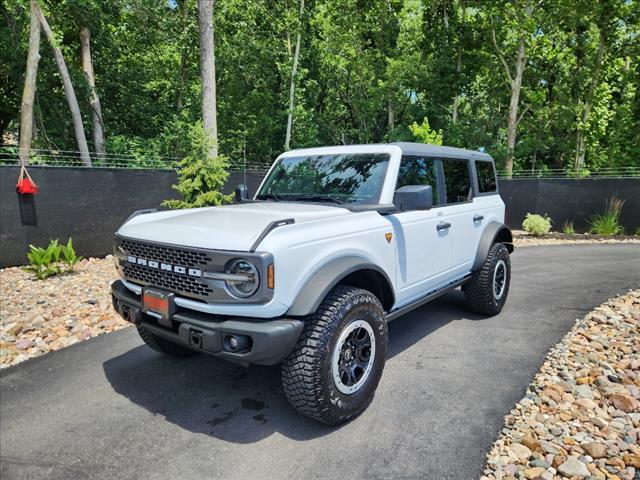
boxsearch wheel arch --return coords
[472,222,514,271]
[287,257,395,316]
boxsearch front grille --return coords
[119,239,212,268]
[118,239,214,300]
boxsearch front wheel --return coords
[464,242,511,316]
[281,285,388,426]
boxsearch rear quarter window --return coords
[475,160,497,193]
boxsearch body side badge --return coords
[385,232,393,244]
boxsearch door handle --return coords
[436,222,451,231]
[473,215,484,222]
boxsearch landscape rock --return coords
[482,290,640,480]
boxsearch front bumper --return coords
[111,280,303,366]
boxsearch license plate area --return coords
[142,288,175,326]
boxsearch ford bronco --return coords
[111,143,513,425]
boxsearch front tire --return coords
[464,242,511,316]
[281,285,387,426]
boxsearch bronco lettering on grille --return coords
[126,256,202,278]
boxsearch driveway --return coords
[2,244,639,480]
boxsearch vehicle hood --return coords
[117,202,352,251]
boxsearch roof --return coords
[283,143,493,161]
[391,142,492,161]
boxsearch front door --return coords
[390,156,452,307]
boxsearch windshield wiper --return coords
[292,195,344,205]
[256,194,284,201]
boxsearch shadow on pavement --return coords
[103,289,486,444]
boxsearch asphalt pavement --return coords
[1,244,639,480]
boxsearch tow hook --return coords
[189,329,204,349]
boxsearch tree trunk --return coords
[79,27,105,159]
[18,1,41,166]
[505,36,526,178]
[451,49,462,124]
[574,29,605,171]
[284,0,304,151]
[198,0,218,159]
[33,2,91,166]
[387,99,395,128]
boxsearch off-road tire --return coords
[281,285,388,426]
[137,326,200,357]
[464,242,511,316]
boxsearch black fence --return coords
[0,166,263,267]
[499,178,640,233]
[1,166,638,267]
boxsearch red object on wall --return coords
[16,165,39,195]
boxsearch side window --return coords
[396,155,440,206]
[475,160,497,193]
[442,159,472,204]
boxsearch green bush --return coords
[24,238,83,280]
[522,213,552,236]
[163,123,234,209]
[635,227,640,236]
[562,221,575,235]
[589,196,625,236]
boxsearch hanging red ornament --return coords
[16,165,39,195]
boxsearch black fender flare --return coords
[286,256,395,317]
[472,222,514,271]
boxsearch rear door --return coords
[440,157,479,277]
[390,155,452,306]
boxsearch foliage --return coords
[589,196,625,236]
[562,221,575,235]
[522,213,552,236]
[1,0,638,174]
[24,238,82,280]
[163,123,234,209]
[409,117,443,146]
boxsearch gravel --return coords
[512,230,640,248]
[0,255,128,369]
[481,290,640,480]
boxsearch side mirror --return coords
[235,184,248,203]
[393,185,433,211]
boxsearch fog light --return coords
[223,334,252,353]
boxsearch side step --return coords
[386,275,471,321]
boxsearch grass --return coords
[589,196,625,236]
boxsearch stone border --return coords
[481,290,640,480]
[512,231,640,248]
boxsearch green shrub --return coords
[635,227,640,236]
[562,221,575,235]
[163,123,234,209]
[589,196,625,236]
[24,238,83,280]
[522,213,552,236]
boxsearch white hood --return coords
[117,202,351,251]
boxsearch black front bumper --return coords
[111,280,303,366]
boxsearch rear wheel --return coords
[464,242,511,316]
[137,326,200,357]
[281,285,387,426]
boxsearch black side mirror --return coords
[393,185,433,211]
[235,184,248,203]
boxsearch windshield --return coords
[256,153,390,204]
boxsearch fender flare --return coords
[472,222,514,271]
[287,256,394,317]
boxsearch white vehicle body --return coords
[111,142,512,367]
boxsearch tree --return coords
[79,26,106,159]
[489,2,537,178]
[284,0,304,151]
[409,117,443,145]
[32,1,91,166]
[198,0,218,159]
[163,123,233,208]
[18,1,40,166]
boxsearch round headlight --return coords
[225,259,260,298]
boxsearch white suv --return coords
[111,142,513,425]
